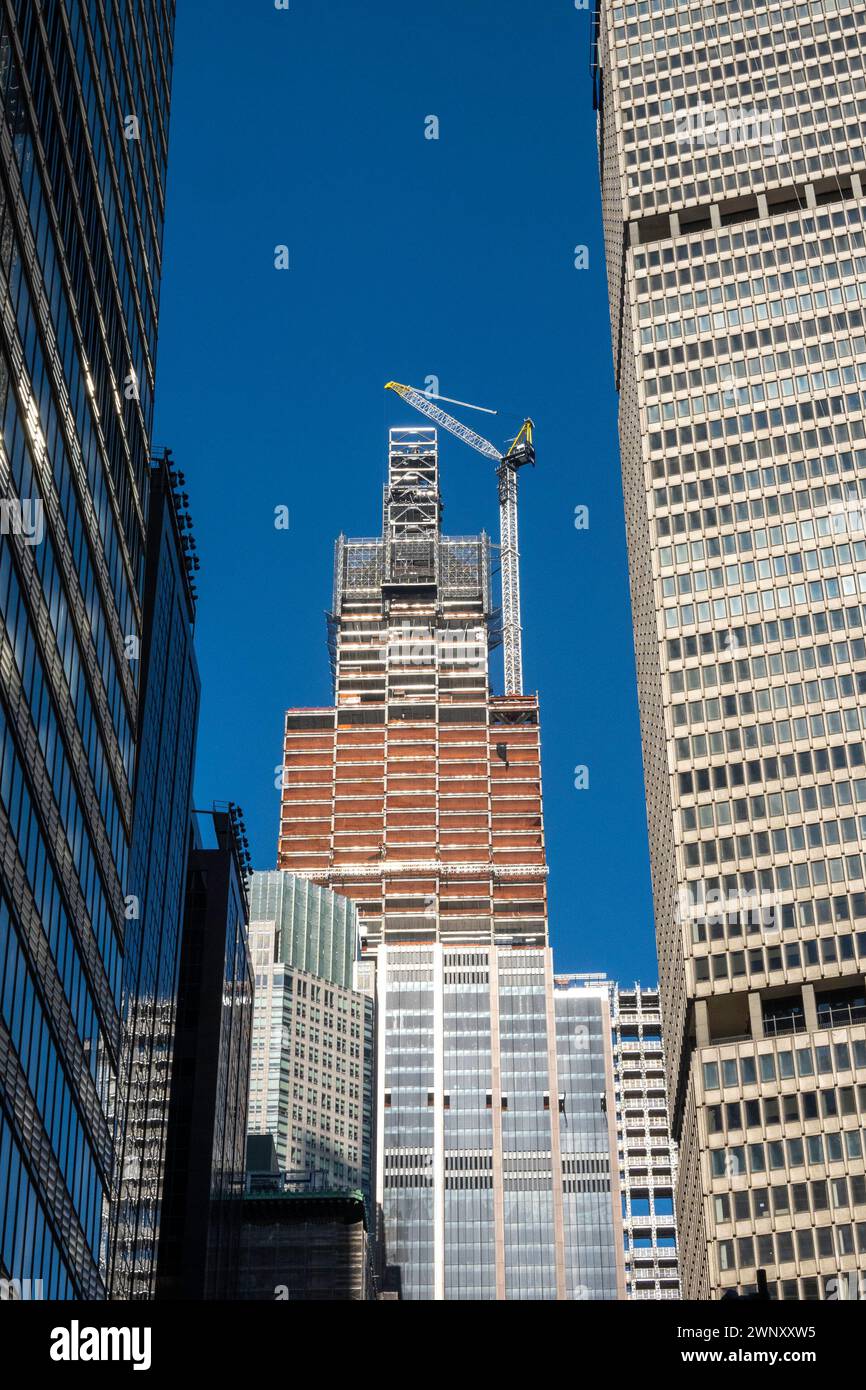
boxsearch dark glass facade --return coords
[156,808,253,1300]
[0,2,174,1298]
[237,1191,374,1301]
[108,454,199,1299]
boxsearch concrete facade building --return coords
[246,872,374,1211]
[593,0,866,1298]
[275,427,624,1299]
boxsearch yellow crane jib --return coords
[384,380,536,697]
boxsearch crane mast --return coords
[385,382,534,697]
[497,458,523,697]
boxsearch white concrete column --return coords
[375,945,387,1219]
[489,947,506,1300]
[432,944,445,1300]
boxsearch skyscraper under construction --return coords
[275,426,624,1299]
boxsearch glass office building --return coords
[0,4,174,1297]
[249,870,358,991]
[593,0,866,1298]
[368,943,624,1300]
[157,807,254,1301]
[237,1189,374,1302]
[107,454,199,1299]
[554,976,627,1300]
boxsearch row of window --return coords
[689,866,866,920]
[636,225,864,293]
[0,897,104,1262]
[648,393,864,457]
[669,599,866,664]
[627,98,857,172]
[675,674,865,733]
[679,744,865,797]
[4,125,145,689]
[718,1220,866,1276]
[0,48,144,644]
[673,704,865,768]
[0,588,123,985]
[662,516,866,579]
[703,1038,866,1092]
[641,221,866,330]
[664,537,866,598]
[685,822,866,880]
[646,338,866,460]
[664,569,866,632]
[673,648,866,710]
[644,290,866,375]
[711,1127,866,1177]
[623,1192,676,1216]
[715,1174,866,1227]
[693,929,866,981]
[654,438,862,512]
[618,10,856,93]
[644,306,864,400]
[640,251,866,330]
[65,0,164,351]
[0,1114,77,1298]
[651,392,866,482]
[0,706,118,1031]
[708,1084,866,1137]
[620,77,860,219]
[683,776,866,833]
[0,412,130,863]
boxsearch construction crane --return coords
[385,381,535,697]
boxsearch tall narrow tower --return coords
[276,428,624,1299]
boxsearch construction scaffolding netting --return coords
[333,536,492,607]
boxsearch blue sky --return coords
[153,0,658,984]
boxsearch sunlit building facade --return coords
[247,871,374,1212]
[593,0,866,1298]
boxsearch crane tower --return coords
[385,381,535,696]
